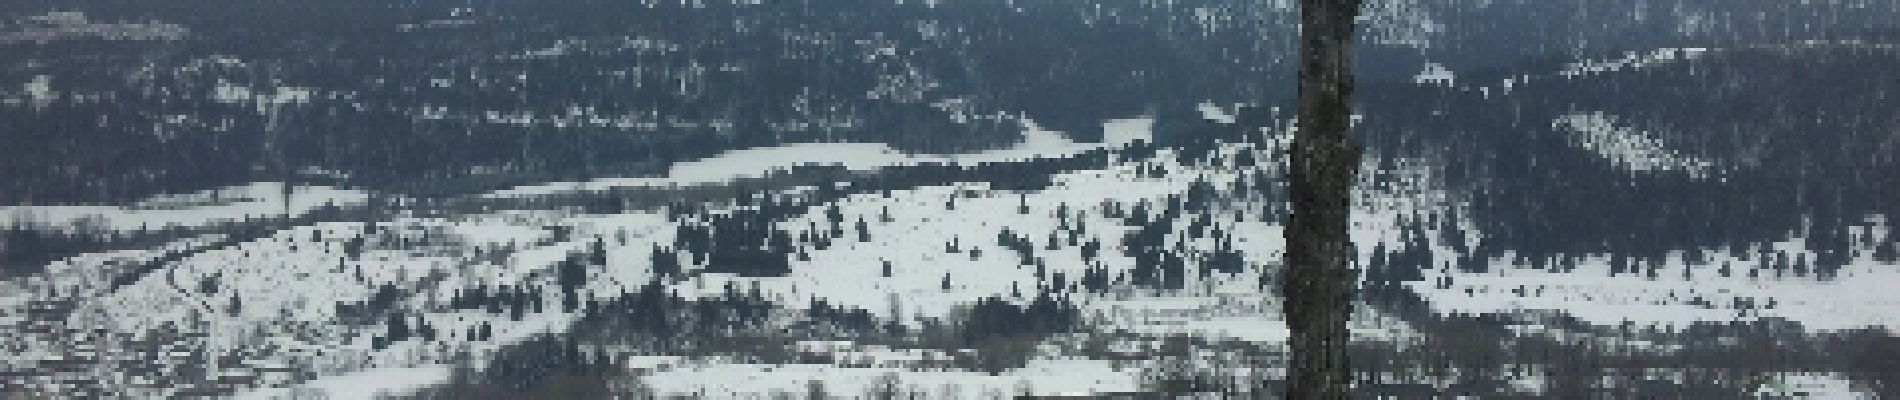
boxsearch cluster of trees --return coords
[369,312,450,350]
[1110,190,1253,290]
[671,208,797,277]
[960,293,1080,345]
[446,284,544,321]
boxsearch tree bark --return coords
[1283,0,1362,398]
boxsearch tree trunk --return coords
[1283,0,1362,398]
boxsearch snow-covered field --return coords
[4,106,1891,398]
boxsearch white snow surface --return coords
[1411,217,1900,332]
[484,118,1154,198]
[640,357,1141,398]
[0,182,369,233]
[4,108,1895,397]
[1552,112,1720,178]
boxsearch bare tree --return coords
[1283,0,1363,398]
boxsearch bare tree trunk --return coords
[1284,0,1362,398]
